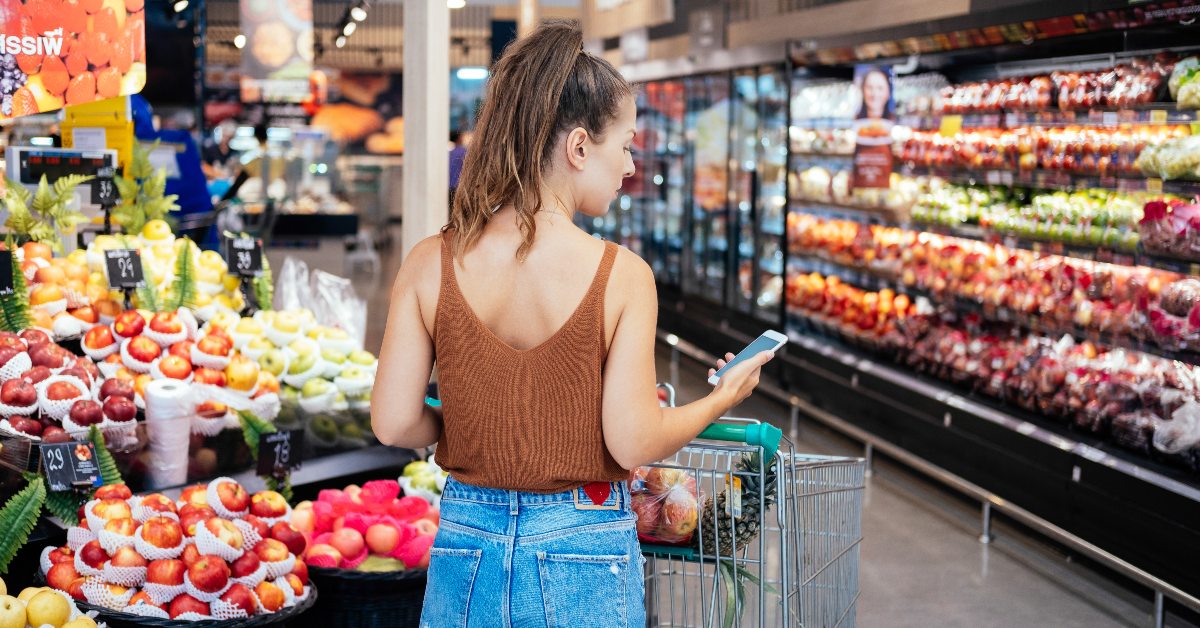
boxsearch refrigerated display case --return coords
[644,80,688,287]
[683,73,733,305]
[754,67,789,321]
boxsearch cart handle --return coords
[698,423,782,460]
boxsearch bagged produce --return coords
[630,467,701,546]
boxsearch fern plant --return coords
[0,250,30,333]
[239,410,293,500]
[0,474,47,574]
[87,425,125,488]
[3,174,93,253]
[112,143,180,235]
[44,491,80,527]
[165,237,198,311]
[252,254,273,311]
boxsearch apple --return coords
[110,545,147,568]
[58,367,92,389]
[138,494,177,515]
[300,378,333,399]
[47,561,80,591]
[21,366,52,385]
[234,318,263,335]
[229,550,261,579]
[66,577,87,601]
[180,544,203,568]
[258,350,288,376]
[245,337,273,353]
[216,481,250,513]
[133,374,153,398]
[95,484,132,501]
[250,491,287,519]
[41,426,70,443]
[305,543,342,567]
[140,516,184,549]
[72,358,100,382]
[329,528,364,559]
[290,508,315,535]
[93,498,132,521]
[290,560,308,586]
[169,341,194,361]
[0,347,22,370]
[204,518,245,550]
[254,581,285,612]
[128,591,165,610]
[48,546,74,565]
[287,353,317,376]
[282,573,304,598]
[179,504,216,537]
[365,524,400,555]
[146,558,185,586]
[269,522,306,556]
[158,355,193,380]
[348,350,376,366]
[30,344,69,369]
[196,401,228,420]
[80,540,111,569]
[99,378,134,401]
[19,329,51,347]
[103,517,137,537]
[68,400,104,426]
[273,313,301,335]
[168,593,210,619]
[180,484,210,508]
[253,538,289,563]
[8,416,42,436]
[102,396,137,423]
[196,335,232,357]
[256,372,280,395]
[193,368,226,387]
[113,311,145,338]
[150,313,183,335]
[220,583,257,616]
[241,515,269,539]
[188,555,231,593]
[224,357,259,392]
[0,331,24,350]
[126,336,162,363]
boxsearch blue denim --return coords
[420,477,646,628]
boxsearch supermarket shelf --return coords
[900,164,1200,196]
[789,151,854,159]
[789,200,910,223]
[897,106,1200,131]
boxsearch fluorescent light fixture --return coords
[172,0,188,11]
[29,137,54,146]
[233,34,246,49]
[447,0,465,8]
[455,66,488,80]
[342,21,356,36]
[350,6,367,21]
[335,35,347,48]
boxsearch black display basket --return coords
[304,566,427,628]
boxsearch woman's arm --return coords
[371,237,443,449]
[600,253,773,470]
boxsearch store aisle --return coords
[656,349,1167,628]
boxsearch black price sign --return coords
[226,237,263,277]
[93,167,117,206]
[40,441,101,492]
[0,251,14,297]
[105,249,144,288]
[257,429,303,477]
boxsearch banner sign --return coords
[851,64,895,190]
[240,0,313,103]
[0,0,146,119]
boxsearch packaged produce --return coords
[629,467,701,546]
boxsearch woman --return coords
[372,21,774,627]
[858,67,894,120]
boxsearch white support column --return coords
[518,0,540,38]
[401,0,450,258]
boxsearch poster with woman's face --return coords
[852,64,895,189]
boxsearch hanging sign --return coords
[851,64,895,190]
[240,0,313,103]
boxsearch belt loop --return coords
[509,490,518,516]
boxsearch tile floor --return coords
[273,230,1195,627]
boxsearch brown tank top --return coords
[433,233,626,493]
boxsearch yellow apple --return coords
[63,617,98,628]
[17,587,46,604]
[142,219,173,242]
[223,275,242,293]
[199,250,226,270]
[196,266,222,284]
[0,595,25,628]
[26,590,70,628]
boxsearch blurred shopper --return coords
[372,20,773,627]
[448,130,467,205]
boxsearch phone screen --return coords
[710,333,784,383]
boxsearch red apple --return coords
[254,581,285,612]
[169,593,210,619]
[68,399,103,426]
[216,481,250,513]
[196,400,228,420]
[169,340,194,361]
[365,523,400,555]
[282,573,304,597]
[103,517,137,537]
[113,311,145,338]
[99,378,135,401]
[188,555,231,593]
[85,326,116,351]
[220,582,257,616]
[138,493,177,515]
[47,561,80,592]
[140,516,184,549]
[41,426,69,443]
[197,335,231,357]
[72,358,100,383]
[128,591,165,610]
[8,416,42,436]
[204,518,245,550]
[180,484,209,508]
[269,522,306,556]
[158,355,193,380]
[93,498,132,520]
[179,504,215,537]
[230,550,261,578]
[48,545,74,565]
[146,558,186,585]
[305,544,342,567]
[30,344,70,369]
[193,368,227,387]
[102,396,137,423]
[329,528,364,559]
[47,381,84,402]
[180,543,203,568]
[250,491,287,518]
[66,577,87,601]
[19,329,50,347]
[59,366,92,387]
[0,331,24,350]
[0,347,23,369]
[111,545,148,568]
[126,336,162,363]
[242,515,269,539]
[80,539,111,569]
[94,484,132,501]
[21,366,52,385]
[290,560,308,586]
[150,312,183,335]
[253,538,289,563]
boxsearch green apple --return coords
[281,386,299,402]
[259,349,289,376]
[310,415,339,441]
[289,353,319,375]
[274,313,302,334]
[289,339,318,357]
[410,473,440,492]
[403,460,429,477]
[340,422,364,439]
[235,318,263,335]
[301,378,334,398]
[322,349,347,365]
[246,337,275,352]
[211,310,240,331]
[348,350,376,366]
[307,327,327,340]
[340,366,370,381]
[324,328,350,341]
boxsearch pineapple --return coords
[696,452,777,557]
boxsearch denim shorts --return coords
[419,477,646,628]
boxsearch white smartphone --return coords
[708,330,787,386]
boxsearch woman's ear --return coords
[564,127,590,171]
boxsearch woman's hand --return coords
[707,351,775,414]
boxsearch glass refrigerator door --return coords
[645,79,687,287]
[683,74,732,304]
[755,67,788,322]
[729,70,759,315]
[617,87,652,259]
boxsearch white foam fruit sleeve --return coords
[210,597,251,620]
[96,360,122,380]
[264,326,301,349]
[143,581,187,605]
[230,331,256,351]
[174,611,217,621]
[0,419,38,440]
[134,531,186,560]
[255,505,292,529]
[119,339,155,373]
[82,500,107,532]
[143,379,193,490]
[96,527,136,554]
[81,340,119,362]
[232,519,264,549]
[39,546,55,576]
[131,504,179,524]
[191,414,228,437]
[282,357,328,389]
[148,359,194,384]
[231,561,269,589]
[0,351,32,381]
[193,519,247,562]
[124,601,171,619]
[34,297,67,317]
[73,551,104,578]
[103,563,148,587]
[67,526,98,551]
[262,555,296,580]
[82,578,137,610]
[190,344,231,370]
[38,375,91,421]
[276,576,298,608]
[144,326,187,349]
[178,308,200,339]
[206,478,251,520]
[184,571,231,603]
[297,390,335,415]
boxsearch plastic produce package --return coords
[630,467,703,546]
[274,257,368,348]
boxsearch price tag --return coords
[104,249,144,288]
[93,167,117,206]
[257,429,304,477]
[724,474,743,517]
[1150,109,1168,125]
[1004,112,1020,128]
[0,252,13,297]
[1146,178,1163,194]
[1102,111,1118,127]
[40,442,101,492]
[939,115,963,137]
[225,237,263,277]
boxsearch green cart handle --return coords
[698,423,782,460]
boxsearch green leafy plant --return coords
[3,174,93,253]
[0,251,31,333]
[0,474,47,574]
[44,491,81,527]
[87,425,125,488]
[252,255,273,311]
[239,410,294,502]
[165,237,198,311]
[112,143,180,235]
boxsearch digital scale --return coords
[3,146,121,251]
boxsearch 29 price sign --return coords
[105,249,145,289]
[225,236,263,277]
[258,430,304,477]
[40,442,101,492]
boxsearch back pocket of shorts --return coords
[537,552,629,628]
[421,548,482,628]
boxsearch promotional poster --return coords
[852,64,895,189]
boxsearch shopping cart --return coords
[640,384,865,628]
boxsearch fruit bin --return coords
[302,566,425,628]
[33,582,317,628]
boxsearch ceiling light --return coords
[342,21,356,36]
[447,0,465,8]
[172,0,188,12]
[455,67,488,80]
[335,35,347,48]
[233,34,246,49]
[350,6,367,21]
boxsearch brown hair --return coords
[444,20,632,261]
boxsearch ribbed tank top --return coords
[433,233,627,493]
